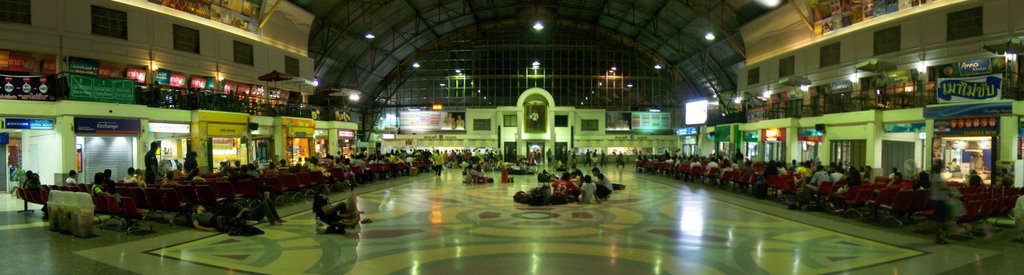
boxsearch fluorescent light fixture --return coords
[649,108,661,112]
[439,83,446,87]
[610,66,617,71]
[454,69,461,74]
[626,83,634,88]
[533,22,544,30]
[364,33,375,39]
[754,0,781,7]
[349,94,360,101]
[412,62,420,68]
[654,64,662,69]
[705,32,715,41]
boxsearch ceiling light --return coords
[598,82,603,86]
[532,61,540,68]
[626,83,634,88]
[364,33,375,39]
[754,0,781,8]
[799,85,810,92]
[916,62,927,73]
[454,69,461,74]
[654,64,662,69]
[610,66,617,71]
[762,90,771,99]
[734,96,743,104]
[705,32,715,41]
[439,83,446,87]
[312,79,319,86]
[349,94,360,101]
[533,22,544,30]
[412,62,420,68]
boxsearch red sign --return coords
[98,65,121,78]
[41,59,57,74]
[237,83,252,95]
[762,128,786,142]
[222,81,234,94]
[125,68,147,83]
[3,53,36,72]
[169,73,186,88]
[338,130,355,138]
[190,77,207,89]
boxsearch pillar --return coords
[138,119,153,170]
[328,126,340,156]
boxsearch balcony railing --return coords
[22,76,349,122]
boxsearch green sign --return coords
[714,125,740,143]
[883,70,915,85]
[742,131,760,143]
[68,74,136,104]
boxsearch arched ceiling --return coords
[288,0,781,108]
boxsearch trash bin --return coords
[48,191,64,232]
[73,192,95,237]
[59,192,77,235]
[410,167,418,176]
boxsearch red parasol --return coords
[258,70,293,82]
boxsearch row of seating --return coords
[635,160,1022,239]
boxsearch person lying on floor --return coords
[191,205,265,236]
[313,184,370,234]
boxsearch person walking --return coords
[929,161,950,244]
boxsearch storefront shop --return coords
[148,122,191,172]
[338,130,356,156]
[194,111,250,172]
[676,127,699,157]
[712,124,741,158]
[75,117,140,182]
[881,122,926,177]
[313,129,330,158]
[281,117,315,164]
[742,131,759,161]
[797,128,823,164]
[575,139,606,154]
[249,124,275,165]
[762,128,786,163]
[411,135,465,152]
[925,100,1013,185]
[1,118,55,188]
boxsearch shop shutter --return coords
[83,136,135,183]
[882,140,916,176]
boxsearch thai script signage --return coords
[830,80,852,93]
[936,74,1002,103]
[797,128,822,142]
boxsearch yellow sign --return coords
[207,123,247,136]
[198,111,249,124]
[432,104,443,110]
[281,117,315,128]
[289,127,314,138]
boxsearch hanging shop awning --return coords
[983,37,1024,54]
[854,58,897,73]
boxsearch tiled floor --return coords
[2,166,1021,274]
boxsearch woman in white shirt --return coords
[64,170,78,185]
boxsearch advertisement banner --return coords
[150,0,263,34]
[938,58,1006,78]
[125,68,147,83]
[883,123,926,133]
[675,127,698,136]
[0,133,6,145]
[936,74,1002,103]
[631,112,672,131]
[830,80,853,93]
[797,128,823,142]
[154,69,171,85]
[74,117,141,134]
[147,122,190,134]
[3,118,54,130]
[1,75,55,101]
[743,131,760,143]
[281,117,315,128]
[883,70,915,85]
[190,76,208,89]
[934,117,999,136]
[68,58,100,75]
[42,59,57,75]
[98,65,121,78]
[957,58,992,76]
[1,53,36,72]
[169,73,187,88]
[923,101,1012,118]
[67,74,136,104]
[762,128,785,142]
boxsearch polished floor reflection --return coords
[4,166,1020,274]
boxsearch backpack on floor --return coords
[612,183,626,190]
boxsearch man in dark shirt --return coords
[184,151,198,179]
[145,142,159,185]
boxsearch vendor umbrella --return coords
[258,70,293,82]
